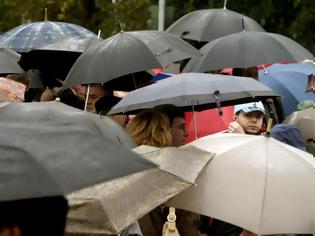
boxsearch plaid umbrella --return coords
[0,21,96,52]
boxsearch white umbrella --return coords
[66,146,213,235]
[167,133,315,234]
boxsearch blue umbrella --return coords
[259,63,315,116]
[0,21,96,52]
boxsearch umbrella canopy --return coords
[167,133,315,235]
[259,63,315,116]
[0,48,24,74]
[0,102,155,202]
[282,107,315,141]
[184,31,314,72]
[66,145,213,235]
[0,21,96,52]
[62,30,200,89]
[166,8,264,42]
[109,73,279,114]
[103,70,154,91]
[0,77,26,102]
[18,36,101,81]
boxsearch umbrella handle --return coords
[213,90,223,116]
[84,84,91,111]
[223,0,228,9]
[192,103,198,140]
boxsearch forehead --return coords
[240,110,264,117]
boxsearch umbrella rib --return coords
[258,138,269,233]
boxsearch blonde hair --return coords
[126,109,172,147]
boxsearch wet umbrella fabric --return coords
[62,30,200,89]
[109,73,279,114]
[0,102,155,202]
[19,36,101,81]
[0,48,24,74]
[0,21,96,52]
[259,63,315,116]
[166,8,264,42]
[66,145,213,235]
[184,31,314,72]
[167,133,315,234]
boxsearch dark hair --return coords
[0,196,68,236]
[58,89,85,110]
[154,104,185,126]
[95,95,121,114]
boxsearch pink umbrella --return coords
[0,77,26,102]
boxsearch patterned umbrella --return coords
[0,77,26,102]
[0,21,96,52]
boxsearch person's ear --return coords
[0,226,22,236]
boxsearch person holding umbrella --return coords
[228,102,266,135]
[200,102,266,236]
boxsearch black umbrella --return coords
[62,30,200,89]
[0,102,155,201]
[104,70,154,91]
[166,8,264,42]
[109,73,279,114]
[19,36,101,82]
[0,48,24,74]
[184,31,314,72]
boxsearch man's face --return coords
[234,111,264,134]
[86,85,105,112]
[171,117,189,147]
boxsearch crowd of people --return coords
[0,57,314,236]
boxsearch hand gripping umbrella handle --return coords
[213,90,223,116]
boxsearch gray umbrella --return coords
[0,47,24,74]
[166,8,264,42]
[62,30,200,89]
[0,102,155,202]
[109,73,279,114]
[184,31,314,72]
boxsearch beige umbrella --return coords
[167,133,315,235]
[282,107,315,141]
[66,146,213,235]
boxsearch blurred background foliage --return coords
[0,0,314,53]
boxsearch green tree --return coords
[0,0,151,38]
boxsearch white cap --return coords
[234,101,265,114]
